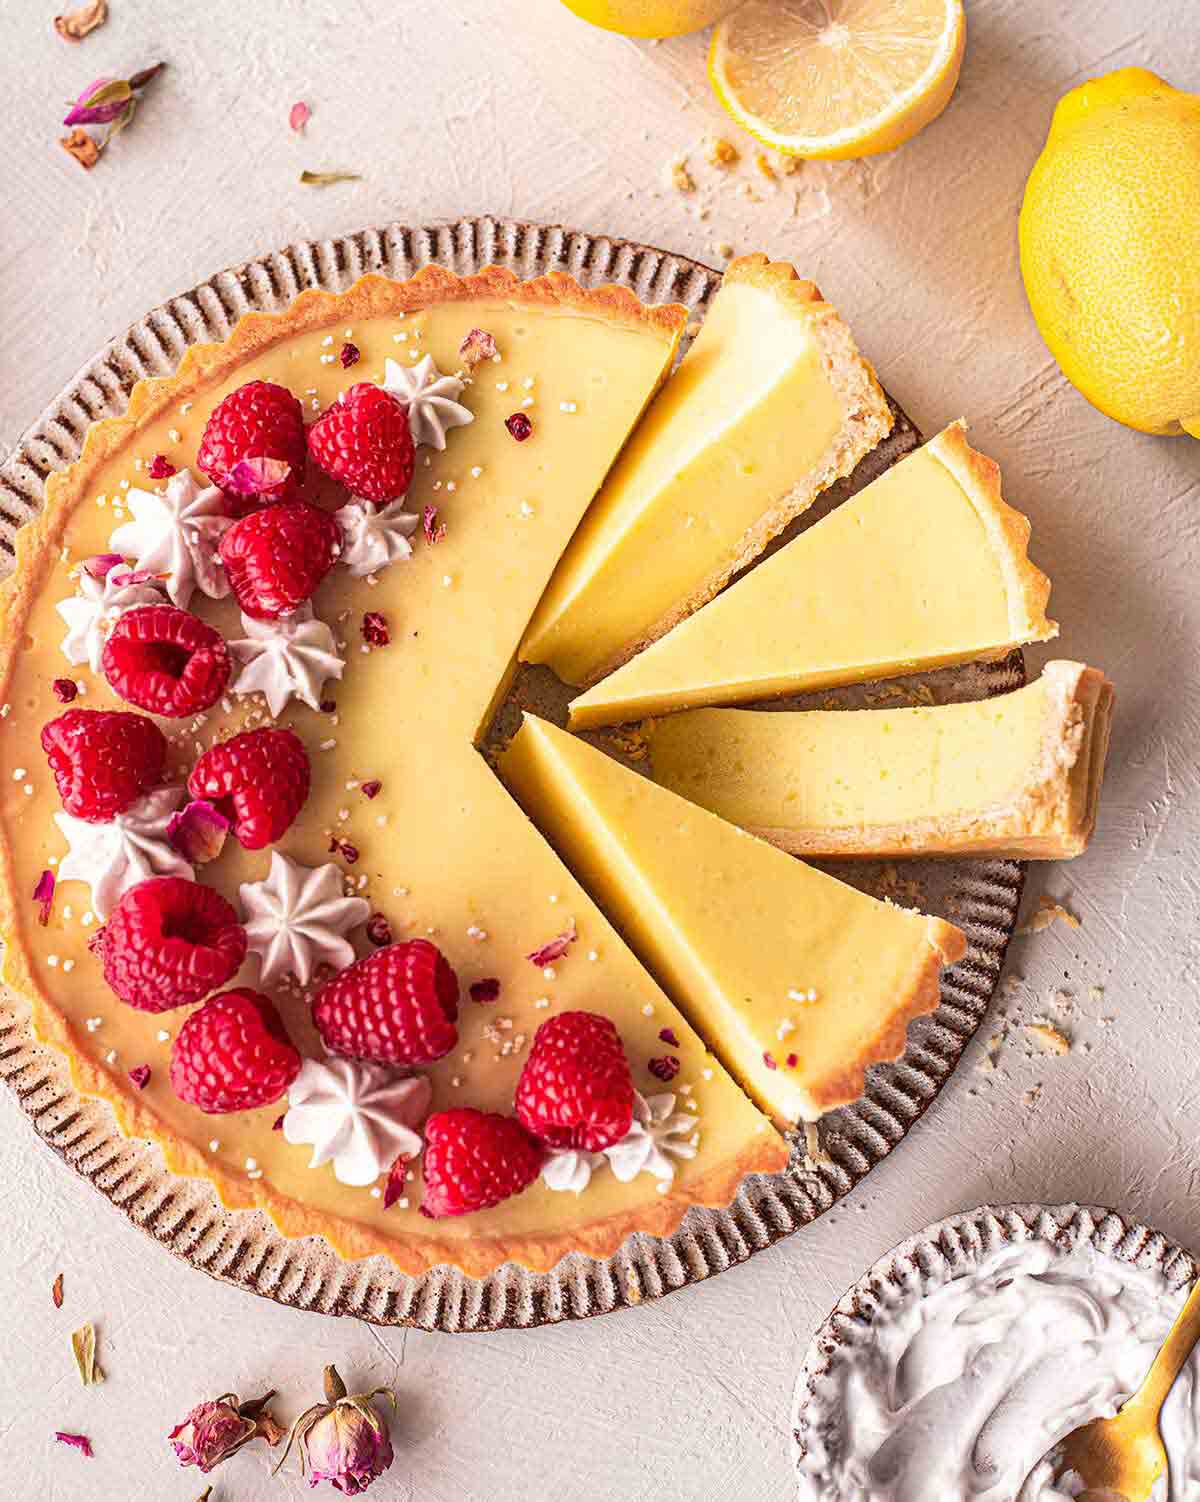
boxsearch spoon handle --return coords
[1127,1271,1200,1419]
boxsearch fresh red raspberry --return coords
[219,500,341,620]
[311,939,459,1065]
[169,987,301,1114]
[100,876,246,1012]
[196,380,307,499]
[187,728,309,850]
[515,1010,634,1152]
[307,383,415,503]
[41,708,166,822]
[419,1108,545,1219]
[101,604,231,718]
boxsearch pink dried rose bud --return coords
[167,800,231,865]
[169,1390,283,1474]
[64,75,132,126]
[275,1364,395,1494]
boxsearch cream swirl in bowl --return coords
[794,1211,1200,1502]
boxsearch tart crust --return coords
[0,266,794,1278]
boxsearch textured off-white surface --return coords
[2,2,1199,1498]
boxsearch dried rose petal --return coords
[383,1155,411,1209]
[33,869,55,927]
[469,978,501,1004]
[87,925,106,955]
[224,456,292,499]
[505,412,533,442]
[64,76,131,127]
[339,342,360,369]
[148,453,176,479]
[289,100,311,133]
[648,1055,680,1082]
[55,1432,93,1457]
[319,698,337,714]
[81,552,125,580]
[53,678,79,703]
[168,800,231,865]
[360,780,382,800]
[658,1027,680,1047]
[52,1273,65,1308]
[526,922,577,968]
[365,914,392,947]
[459,328,498,369]
[328,836,359,865]
[422,506,445,545]
[361,611,389,647]
[272,1114,285,1131]
[54,1,108,42]
[299,170,361,186]
[762,1051,778,1071]
[60,127,100,168]
[786,1052,798,1069]
[128,1064,151,1090]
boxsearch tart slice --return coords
[500,714,966,1128]
[642,661,1115,860]
[569,422,1058,729]
[0,266,789,1278]
[520,255,893,687]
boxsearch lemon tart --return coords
[642,661,1114,860]
[568,421,1058,729]
[0,266,790,1277]
[500,714,966,1128]
[520,255,894,687]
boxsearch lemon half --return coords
[560,0,741,39]
[709,0,965,159]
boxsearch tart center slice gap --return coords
[500,714,967,1129]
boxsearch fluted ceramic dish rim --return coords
[0,216,1024,1330]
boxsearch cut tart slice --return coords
[0,266,788,1278]
[520,255,893,687]
[500,714,966,1128]
[642,661,1115,860]
[569,421,1058,729]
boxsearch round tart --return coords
[0,266,796,1277]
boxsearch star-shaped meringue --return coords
[380,355,473,450]
[54,786,192,920]
[239,851,369,987]
[334,497,420,578]
[228,604,344,718]
[283,1058,432,1187]
[109,467,232,608]
[603,1092,700,1185]
[56,564,163,672]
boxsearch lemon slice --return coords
[709,0,965,159]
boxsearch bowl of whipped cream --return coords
[793,1203,1200,1502]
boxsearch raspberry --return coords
[169,987,301,1114]
[187,728,309,849]
[419,1108,544,1219]
[101,604,231,717]
[219,501,341,620]
[196,380,307,499]
[307,383,415,503]
[41,708,166,822]
[100,876,246,1012]
[311,939,459,1065]
[515,1010,634,1152]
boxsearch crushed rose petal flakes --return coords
[658,1027,680,1047]
[365,914,393,946]
[459,328,498,369]
[289,100,311,133]
[361,611,389,647]
[55,1432,93,1457]
[505,412,533,443]
[526,921,577,968]
[763,1051,778,1071]
[225,456,291,498]
[33,869,56,926]
[648,1055,680,1082]
[339,342,360,369]
[148,453,176,480]
[360,779,382,800]
[167,800,231,865]
[469,977,501,1004]
[52,1273,65,1308]
[383,1154,412,1209]
[422,506,445,545]
[272,1114,285,1131]
[128,1064,151,1090]
[52,677,79,702]
[328,835,360,865]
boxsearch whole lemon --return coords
[1019,67,1200,437]
[559,0,740,38]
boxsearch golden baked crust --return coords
[0,265,797,1279]
[579,253,895,685]
[927,421,1057,642]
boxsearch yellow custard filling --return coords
[0,279,787,1272]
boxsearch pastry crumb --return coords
[754,151,777,181]
[1026,1021,1071,1056]
[1019,895,1081,935]
[713,240,735,261]
[705,136,740,168]
[666,158,696,195]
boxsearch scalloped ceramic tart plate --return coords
[0,220,1023,1326]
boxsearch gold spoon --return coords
[1045,1272,1200,1501]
